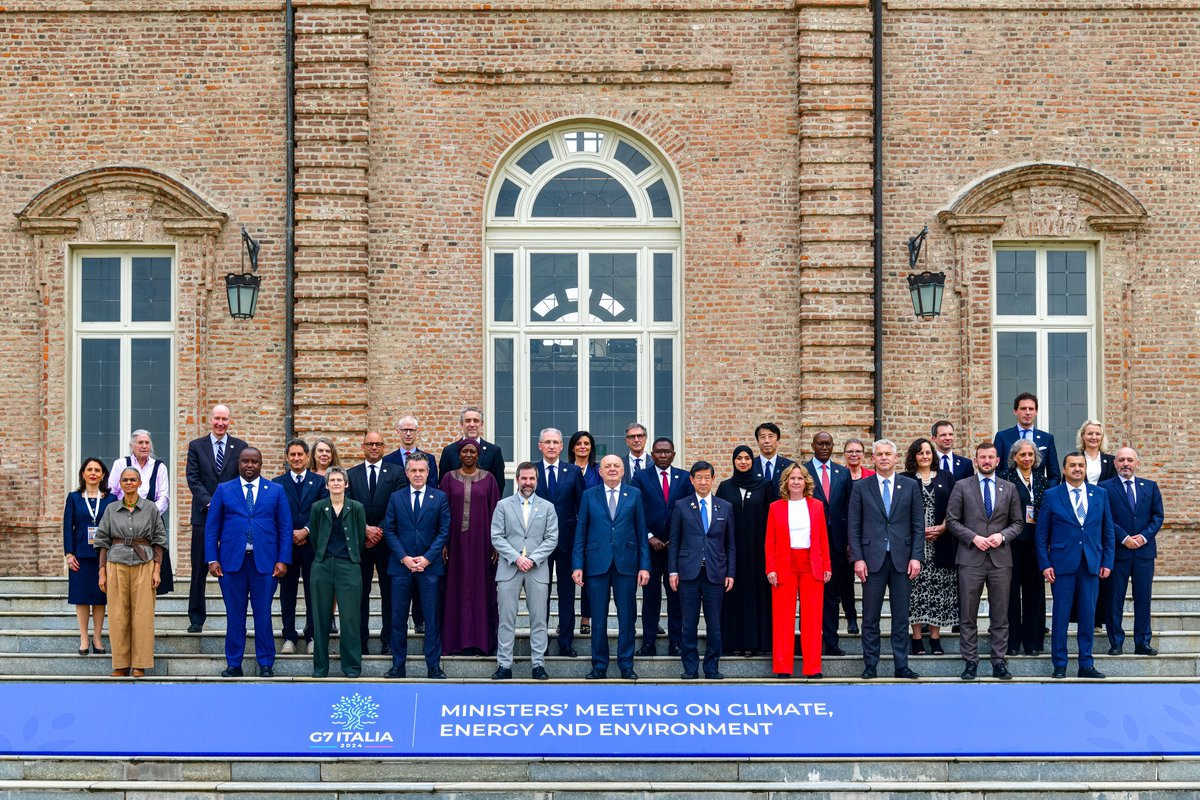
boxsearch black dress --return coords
[716,475,773,653]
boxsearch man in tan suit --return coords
[946,441,1024,681]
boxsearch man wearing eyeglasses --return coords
[384,415,439,487]
[622,422,649,485]
[347,432,404,656]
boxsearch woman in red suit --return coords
[766,464,832,679]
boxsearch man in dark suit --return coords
[347,431,405,655]
[1037,452,1115,679]
[1102,447,1165,656]
[751,422,795,492]
[185,404,247,633]
[848,438,924,680]
[946,441,1024,680]
[631,437,690,656]
[272,438,327,654]
[622,422,650,485]
[572,455,651,679]
[382,457,451,679]
[382,415,439,486]
[932,420,975,481]
[668,461,736,680]
[204,447,291,678]
[994,392,1060,485]
[806,431,855,652]
[532,427,587,657]
[438,405,507,494]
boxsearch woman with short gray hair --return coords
[109,429,174,594]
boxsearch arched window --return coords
[486,123,681,464]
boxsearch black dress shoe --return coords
[559,645,579,658]
[992,664,1013,680]
[775,672,791,679]
[343,672,361,679]
[910,638,926,656]
[1077,666,1106,679]
[491,666,513,680]
[657,625,666,635]
[861,666,877,680]
[92,644,107,655]
[929,639,944,656]
[313,671,329,679]
[804,672,823,680]
[385,665,406,679]
[823,646,846,657]
[78,646,89,657]
[380,643,393,656]
[681,671,699,680]
[960,662,978,681]
[1135,644,1159,656]
[187,624,203,633]
[585,668,607,679]
[668,643,682,657]
[415,622,426,634]
[847,621,860,635]
[532,666,549,680]
[706,671,726,680]
[1052,667,1067,679]
[894,667,920,680]
[428,667,447,679]
[1107,645,1123,656]
[258,666,275,678]
[1028,649,1042,657]
[620,668,638,680]
[635,644,656,657]
[220,666,243,678]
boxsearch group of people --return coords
[62,391,1164,681]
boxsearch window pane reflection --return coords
[1047,332,1089,450]
[1047,251,1088,317]
[995,251,1036,316]
[653,339,674,444]
[589,338,638,460]
[493,338,515,459]
[529,339,578,458]
[530,253,579,322]
[532,168,636,218]
[81,257,121,323]
[80,338,122,465]
[588,253,637,323]
[131,257,172,322]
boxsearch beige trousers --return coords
[106,561,156,669]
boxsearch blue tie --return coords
[764,461,773,484]
[983,478,993,518]
[547,465,557,497]
[1125,480,1136,508]
[215,440,225,473]
[882,478,892,516]
[1073,488,1085,523]
[413,490,422,516]
[700,498,709,533]
[244,483,255,545]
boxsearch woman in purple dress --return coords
[439,441,501,656]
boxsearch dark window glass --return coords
[653,253,673,322]
[494,179,521,218]
[996,331,1038,432]
[653,339,674,443]
[516,141,554,175]
[130,338,172,468]
[588,253,637,323]
[646,179,673,218]
[589,338,638,459]
[131,257,172,322]
[81,257,121,323]
[1047,332,1090,450]
[529,339,578,457]
[532,168,636,218]
[614,141,651,175]
[80,338,122,466]
[1047,251,1088,317]
[995,250,1036,316]
[530,253,579,322]
[493,338,515,462]
[493,253,514,322]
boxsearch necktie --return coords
[983,477,993,518]
[1125,480,1136,508]
[522,498,531,527]
[634,458,642,471]
[882,478,892,516]
[821,464,831,501]
[661,470,670,503]
[608,488,618,519]
[700,498,709,533]
[547,464,557,496]
[368,464,377,495]
[942,455,950,473]
[215,440,225,473]
[403,451,412,466]
[1021,429,1030,440]
[295,473,303,488]
[413,490,422,515]
[764,460,773,484]
[1073,488,1085,522]
[244,483,255,546]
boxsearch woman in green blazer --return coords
[306,466,366,678]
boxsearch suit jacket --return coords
[751,455,796,494]
[631,464,692,542]
[946,475,1024,568]
[999,467,1048,542]
[572,483,651,576]
[805,458,851,552]
[438,438,507,494]
[204,478,293,573]
[346,460,405,527]
[307,497,366,563]
[533,460,587,555]
[1089,452,1118,484]
[382,448,439,487]
[491,493,559,583]
[185,434,248,526]
[994,426,1060,485]
[621,452,649,485]
[272,471,328,533]
[382,486,451,576]
[668,495,736,583]
[936,451,975,481]
[764,497,831,581]
[1100,475,1164,562]
[848,473,924,573]
[903,470,957,568]
[1035,483,1115,575]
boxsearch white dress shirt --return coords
[787,499,811,549]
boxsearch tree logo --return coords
[330,693,379,732]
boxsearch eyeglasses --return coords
[364,442,385,448]
[399,428,418,433]
[626,433,646,440]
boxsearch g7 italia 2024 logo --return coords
[309,693,395,750]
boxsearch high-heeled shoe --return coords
[78,645,89,657]
[929,638,944,656]
[91,643,107,655]
[910,638,926,655]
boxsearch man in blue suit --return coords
[631,437,690,656]
[932,420,976,481]
[1037,452,1115,679]
[1101,447,1165,656]
[205,447,292,678]
[382,415,439,487]
[532,427,588,657]
[572,455,651,680]
[994,392,1060,485]
[273,438,328,654]
[807,431,855,653]
[668,461,736,680]
[382,457,451,679]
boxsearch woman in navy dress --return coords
[64,457,117,655]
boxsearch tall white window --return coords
[72,247,176,480]
[486,124,681,464]
[992,244,1097,447]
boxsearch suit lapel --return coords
[868,476,887,517]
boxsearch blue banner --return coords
[1,682,1198,758]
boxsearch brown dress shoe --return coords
[131,669,146,678]
[110,668,130,677]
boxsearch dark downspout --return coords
[871,0,884,441]
[284,0,297,440]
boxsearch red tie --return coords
[661,470,670,503]
[821,463,831,501]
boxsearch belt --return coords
[121,538,154,561]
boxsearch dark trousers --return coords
[218,561,277,669]
[1050,568,1098,669]
[1109,556,1154,649]
[679,573,725,676]
[958,561,1012,665]
[822,550,855,649]
[861,558,912,670]
[642,548,682,648]
[549,548,576,649]
[188,524,210,627]
[389,570,441,670]
[359,542,392,647]
[311,556,362,677]
[1008,539,1046,653]
[587,567,637,673]
[279,542,314,644]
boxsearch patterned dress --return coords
[908,477,959,627]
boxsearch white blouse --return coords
[787,500,811,549]
[1085,452,1102,485]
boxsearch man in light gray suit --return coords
[491,461,559,680]
[946,441,1025,681]
[848,439,924,680]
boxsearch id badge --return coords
[1025,505,1035,525]
[87,526,98,544]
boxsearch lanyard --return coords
[84,494,101,524]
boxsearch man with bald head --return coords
[1101,448,1165,656]
[348,431,405,656]
[383,415,439,487]
[185,404,247,633]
